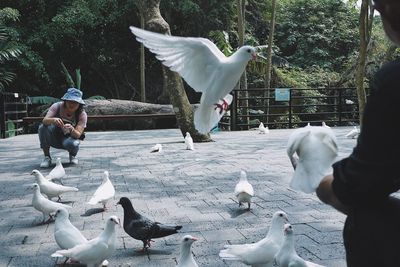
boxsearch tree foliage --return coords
[0,0,392,102]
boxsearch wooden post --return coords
[0,93,6,138]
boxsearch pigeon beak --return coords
[252,53,257,60]
[115,201,120,206]
[191,237,198,241]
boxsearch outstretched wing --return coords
[129,26,226,93]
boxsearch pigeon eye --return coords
[279,213,283,217]
[184,237,189,241]
[246,49,251,53]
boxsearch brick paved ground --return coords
[0,126,357,267]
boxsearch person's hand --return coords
[53,118,64,127]
[62,123,74,134]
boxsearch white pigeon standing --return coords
[219,211,288,266]
[45,157,65,184]
[259,122,269,134]
[54,208,109,266]
[321,121,330,129]
[275,224,326,267]
[234,171,254,210]
[286,125,338,194]
[345,126,359,139]
[87,171,115,210]
[129,26,257,134]
[176,235,199,267]
[345,99,354,104]
[150,143,162,153]
[52,215,119,267]
[54,208,87,249]
[30,183,72,223]
[31,170,79,201]
[184,132,195,150]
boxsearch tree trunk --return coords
[138,0,211,141]
[237,0,249,130]
[140,15,146,102]
[263,0,277,124]
[355,0,373,128]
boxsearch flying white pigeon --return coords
[345,126,359,139]
[45,157,65,184]
[259,122,269,134]
[129,26,257,134]
[275,224,326,267]
[287,125,338,194]
[219,211,288,266]
[87,171,115,210]
[150,143,163,153]
[234,171,254,210]
[31,170,78,201]
[30,183,71,223]
[52,215,119,267]
[184,132,195,150]
[176,235,199,267]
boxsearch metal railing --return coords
[0,92,28,138]
[220,87,360,130]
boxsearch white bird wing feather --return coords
[129,26,225,94]
[219,240,278,265]
[88,180,115,205]
[35,197,71,214]
[234,181,254,196]
[52,238,108,263]
[41,181,78,196]
[288,128,338,193]
[55,226,87,249]
[46,163,65,180]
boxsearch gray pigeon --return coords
[116,197,182,250]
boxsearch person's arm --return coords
[66,124,84,139]
[42,103,64,127]
[316,174,349,215]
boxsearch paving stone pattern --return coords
[0,127,358,266]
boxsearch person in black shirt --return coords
[316,1,400,266]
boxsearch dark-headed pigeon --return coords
[117,197,182,250]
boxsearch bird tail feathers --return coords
[87,197,99,205]
[290,163,322,194]
[194,104,214,134]
[51,250,67,258]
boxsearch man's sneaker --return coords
[40,156,51,168]
[69,155,78,165]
